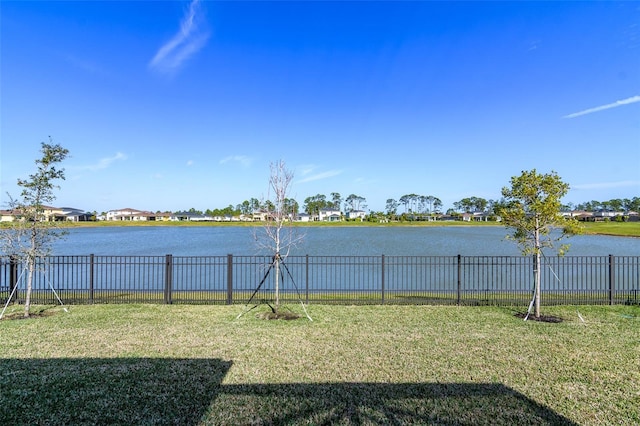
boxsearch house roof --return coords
[108,208,147,213]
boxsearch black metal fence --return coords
[1,255,639,306]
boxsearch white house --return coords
[319,208,342,222]
[347,210,366,221]
[461,212,491,222]
[296,213,311,222]
[106,208,153,221]
[169,211,213,221]
[0,210,17,222]
[252,211,269,222]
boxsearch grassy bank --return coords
[581,221,640,237]
[1,304,638,424]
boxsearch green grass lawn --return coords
[581,221,640,237]
[1,304,638,425]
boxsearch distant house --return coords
[0,210,18,222]
[562,210,588,219]
[0,206,91,222]
[562,210,636,222]
[592,210,623,221]
[296,213,311,222]
[461,212,491,222]
[106,208,155,221]
[154,212,172,221]
[566,210,620,221]
[574,212,594,221]
[347,210,366,221]
[170,211,213,222]
[210,214,242,222]
[319,209,341,222]
[190,213,213,222]
[59,207,92,222]
[252,211,268,222]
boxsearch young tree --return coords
[252,160,308,319]
[1,140,69,318]
[498,169,582,319]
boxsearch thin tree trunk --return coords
[534,215,541,318]
[534,251,541,318]
[274,256,280,312]
[25,227,38,318]
[24,259,34,318]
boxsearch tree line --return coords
[566,197,640,213]
[177,195,640,220]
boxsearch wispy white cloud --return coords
[149,0,209,74]
[186,160,194,166]
[527,39,541,51]
[573,180,640,190]
[295,164,343,183]
[76,152,127,172]
[219,155,253,167]
[297,169,343,183]
[298,164,318,176]
[563,95,640,119]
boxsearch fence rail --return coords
[1,255,639,306]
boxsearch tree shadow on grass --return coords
[208,382,578,425]
[0,358,232,425]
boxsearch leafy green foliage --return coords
[1,139,69,317]
[498,170,582,256]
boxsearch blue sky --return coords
[1,1,639,214]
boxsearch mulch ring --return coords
[1,309,58,321]
[514,312,564,323]
[255,311,301,320]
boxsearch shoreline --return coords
[14,219,639,237]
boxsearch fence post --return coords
[9,255,18,303]
[305,254,309,305]
[226,254,233,305]
[609,254,615,305]
[457,254,462,306]
[164,254,173,305]
[89,254,94,304]
[381,254,385,305]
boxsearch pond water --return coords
[48,226,639,257]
